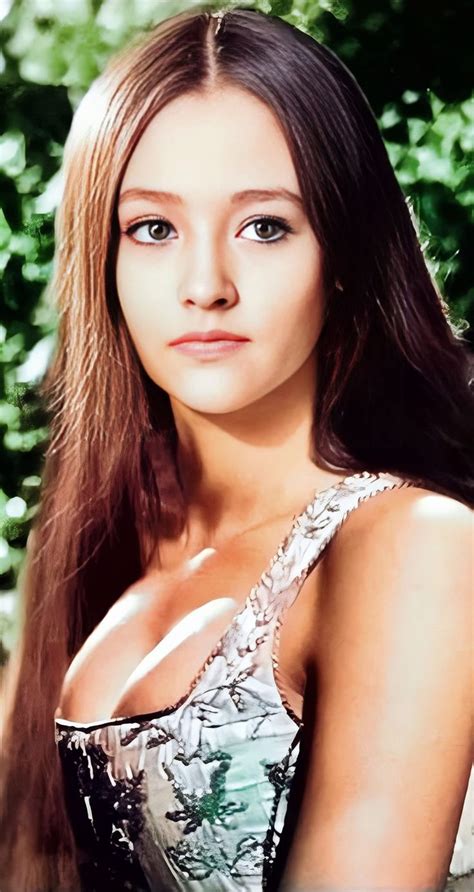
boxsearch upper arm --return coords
[279,487,473,892]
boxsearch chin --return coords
[171,389,261,416]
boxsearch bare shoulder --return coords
[312,481,473,705]
[333,481,471,540]
[321,483,472,597]
[281,484,473,888]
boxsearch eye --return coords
[122,215,295,245]
[240,216,295,244]
[124,217,175,244]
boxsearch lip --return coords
[170,340,249,358]
[168,329,249,345]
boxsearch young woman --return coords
[1,5,472,891]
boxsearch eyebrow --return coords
[118,187,304,210]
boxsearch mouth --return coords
[168,328,250,358]
[169,339,249,359]
[168,329,249,345]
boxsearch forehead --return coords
[119,86,300,201]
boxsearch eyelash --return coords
[123,214,295,246]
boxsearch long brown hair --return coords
[1,5,472,889]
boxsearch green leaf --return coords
[0,209,12,250]
[0,131,26,177]
[270,0,293,14]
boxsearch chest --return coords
[57,521,322,726]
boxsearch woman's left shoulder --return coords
[336,478,472,553]
[321,479,472,615]
[292,479,472,892]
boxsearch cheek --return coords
[270,239,326,344]
[262,272,326,360]
[115,253,163,351]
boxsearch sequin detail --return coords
[56,471,412,891]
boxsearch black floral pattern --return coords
[57,735,151,891]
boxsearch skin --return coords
[60,85,473,889]
[279,490,473,890]
[115,85,348,552]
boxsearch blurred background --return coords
[0,0,472,879]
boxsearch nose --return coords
[178,243,239,310]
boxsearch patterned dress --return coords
[55,471,412,891]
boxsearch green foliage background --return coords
[0,0,472,661]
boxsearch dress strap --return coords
[251,471,411,617]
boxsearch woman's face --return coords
[116,86,326,415]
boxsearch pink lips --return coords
[168,329,250,359]
[168,329,249,345]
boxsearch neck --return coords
[169,357,347,549]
